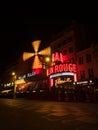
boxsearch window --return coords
[88,68,94,78]
[80,71,85,80]
[68,47,73,53]
[62,49,67,55]
[79,56,83,64]
[69,57,74,63]
[86,54,92,62]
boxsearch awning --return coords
[0,89,13,93]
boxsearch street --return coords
[0,99,98,130]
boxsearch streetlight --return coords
[12,72,17,98]
[45,57,50,62]
[12,72,15,76]
[42,56,51,71]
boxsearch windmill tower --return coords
[23,40,51,74]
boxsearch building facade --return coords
[1,21,98,101]
[50,21,98,84]
[46,21,98,101]
[11,22,98,101]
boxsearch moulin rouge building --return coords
[50,21,98,86]
[14,21,98,101]
[47,52,77,88]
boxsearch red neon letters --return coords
[47,63,77,76]
[52,52,64,63]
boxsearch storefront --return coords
[45,52,77,101]
[15,71,49,99]
[47,63,77,88]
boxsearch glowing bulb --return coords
[12,72,15,76]
[45,57,50,62]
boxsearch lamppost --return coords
[45,56,51,68]
[42,56,51,74]
[12,72,17,98]
[45,57,50,63]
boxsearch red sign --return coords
[52,52,63,62]
[47,63,77,76]
[52,52,69,63]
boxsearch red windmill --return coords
[23,40,51,74]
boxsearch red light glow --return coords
[52,52,63,63]
[32,68,42,74]
[47,63,77,76]
[74,73,77,82]
[50,78,54,87]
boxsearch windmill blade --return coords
[38,46,51,55]
[23,52,35,61]
[32,55,42,69]
[32,40,41,53]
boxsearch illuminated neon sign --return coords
[52,52,63,62]
[47,63,77,76]
[55,77,72,86]
[52,52,68,63]
[49,72,74,78]
[18,72,36,80]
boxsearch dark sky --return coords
[0,3,98,73]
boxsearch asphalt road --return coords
[0,98,98,130]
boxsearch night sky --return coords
[0,3,98,73]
